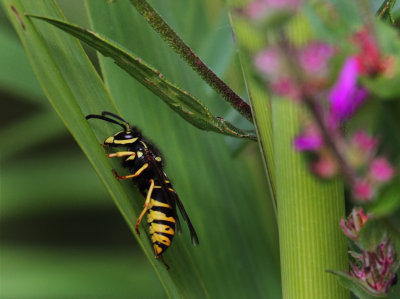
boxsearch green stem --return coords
[274,100,349,298]
[129,0,253,122]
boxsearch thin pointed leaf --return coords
[26,14,256,140]
[327,270,386,298]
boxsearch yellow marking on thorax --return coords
[149,223,174,235]
[105,136,114,144]
[137,151,143,158]
[140,141,148,148]
[148,210,176,223]
[151,233,171,246]
[126,154,136,161]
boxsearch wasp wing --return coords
[170,191,199,246]
[143,148,183,234]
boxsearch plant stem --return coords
[274,100,349,299]
[129,0,253,122]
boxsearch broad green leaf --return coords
[85,0,280,297]
[0,25,44,102]
[26,14,256,140]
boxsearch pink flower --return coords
[270,77,301,100]
[352,130,378,153]
[300,42,334,76]
[328,57,368,127]
[370,157,395,182]
[353,28,392,76]
[294,126,323,151]
[348,239,400,295]
[340,207,369,240]
[353,179,374,201]
[243,0,303,19]
[311,156,337,178]
[255,47,281,78]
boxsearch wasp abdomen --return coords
[147,187,176,256]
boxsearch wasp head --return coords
[103,127,142,147]
[86,111,142,147]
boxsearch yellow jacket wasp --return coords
[86,111,199,269]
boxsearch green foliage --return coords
[327,270,385,299]
[26,14,255,140]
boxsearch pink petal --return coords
[310,157,337,178]
[352,130,378,153]
[328,57,368,126]
[370,157,395,182]
[353,179,374,201]
[300,42,334,74]
[255,47,280,78]
[294,130,323,151]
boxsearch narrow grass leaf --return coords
[26,14,256,140]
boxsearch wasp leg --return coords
[112,163,148,180]
[159,254,170,270]
[106,151,135,159]
[136,179,155,235]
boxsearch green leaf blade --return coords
[26,13,255,140]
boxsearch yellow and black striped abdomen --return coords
[147,186,176,256]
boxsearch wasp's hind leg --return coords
[159,254,170,270]
[135,179,155,235]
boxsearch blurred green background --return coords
[0,1,166,297]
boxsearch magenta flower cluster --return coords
[255,42,334,100]
[255,25,396,201]
[349,239,399,295]
[340,207,399,294]
[249,1,399,294]
[340,207,369,241]
[241,0,303,19]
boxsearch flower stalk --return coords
[274,100,349,298]
[129,0,253,122]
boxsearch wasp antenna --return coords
[101,111,129,123]
[86,114,127,131]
